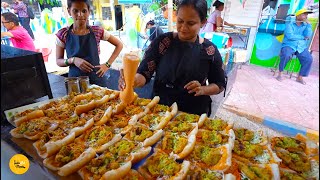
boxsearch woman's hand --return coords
[73,57,94,73]
[95,64,109,77]
[184,80,205,96]
[118,69,126,91]
[118,70,146,90]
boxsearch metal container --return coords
[64,77,80,95]
[78,76,90,93]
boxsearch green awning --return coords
[118,0,152,4]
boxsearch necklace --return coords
[71,28,89,35]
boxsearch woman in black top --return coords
[119,0,226,116]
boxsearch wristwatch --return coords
[105,62,111,68]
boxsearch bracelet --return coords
[71,57,75,64]
[64,58,69,66]
[65,57,75,66]
[105,62,111,68]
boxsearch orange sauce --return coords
[120,53,140,105]
[213,146,228,170]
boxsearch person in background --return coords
[276,8,313,85]
[144,20,164,42]
[119,0,226,116]
[202,0,235,32]
[1,2,11,13]
[1,12,35,51]
[11,0,34,39]
[56,0,123,87]
[1,2,11,45]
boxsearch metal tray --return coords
[2,86,154,179]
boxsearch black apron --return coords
[153,34,212,115]
[65,25,107,87]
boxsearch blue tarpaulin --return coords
[118,0,152,3]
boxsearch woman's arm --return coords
[105,35,123,65]
[1,32,13,38]
[119,71,146,90]
[56,45,67,67]
[207,46,226,94]
[216,16,223,27]
[223,20,235,27]
[216,17,235,27]
[184,81,221,96]
[134,74,147,87]
[95,34,123,77]
[185,41,226,96]
[200,83,221,95]
[56,44,94,72]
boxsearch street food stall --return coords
[1,48,319,179]
[1,80,319,179]
[200,26,251,66]
[1,0,319,179]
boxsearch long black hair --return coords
[213,0,224,8]
[1,12,20,26]
[67,0,90,9]
[146,20,155,26]
[178,0,208,21]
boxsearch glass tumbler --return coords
[64,77,80,95]
[78,76,90,93]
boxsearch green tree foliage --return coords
[28,0,61,7]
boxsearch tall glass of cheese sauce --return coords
[120,53,140,104]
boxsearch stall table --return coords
[1,62,240,179]
[222,26,251,49]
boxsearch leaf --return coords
[149,3,160,11]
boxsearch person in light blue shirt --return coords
[276,8,313,85]
[1,2,11,45]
